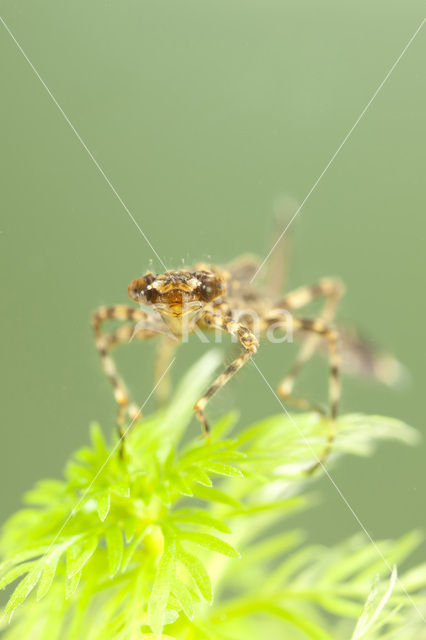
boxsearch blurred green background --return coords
[1,0,425,560]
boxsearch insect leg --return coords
[92,305,159,439]
[274,278,344,400]
[194,313,258,436]
[265,197,300,297]
[154,337,178,405]
[267,312,341,471]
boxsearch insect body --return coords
[92,255,400,467]
[93,255,341,450]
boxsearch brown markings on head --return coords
[128,270,226,316]
[127,272,158,303]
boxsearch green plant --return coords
[1,351,425,639]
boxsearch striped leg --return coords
[267,312,341,471]
[274,278,344,400]
[92,305,161,438]
[194,313,258,436]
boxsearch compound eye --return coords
[128,273,157,303]
[198,275,225,301]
